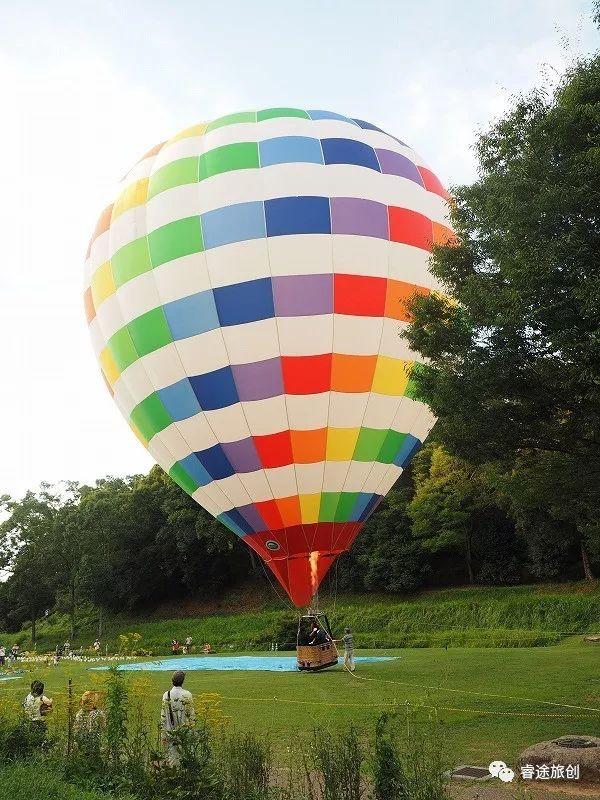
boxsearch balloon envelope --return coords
[84,108,451,606]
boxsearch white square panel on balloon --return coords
[203,403,251,443]
[333,315,382,356]
[285,392,330,430]
[205,238,270,290]
[221,318,280,364]
[268,234,333,277]
[175,329,229,375]
[242,395,289,436]
[153,251,212,305]
[277,315,333,356]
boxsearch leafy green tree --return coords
[405,43,600,580]
[408,446,519,585]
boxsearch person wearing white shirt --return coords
[160,670,196,765]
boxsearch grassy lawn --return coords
[2,641,598,767]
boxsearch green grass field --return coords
[2,639,599,767]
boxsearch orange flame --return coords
[309,551,320,598]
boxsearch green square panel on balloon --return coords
[319,492,341,522]
[335,492,359,522]
[169,462,200,495]
[205,111,257,132]
[108,326,139,372]
[111,237,151,287]
[148,157,200,199]
[354,428,388,461]
[378,430,407,463]
[148,216,203,268]
[127,307,173,358]
[199,142,260,180]
[257,108,310,121]
[130,393,172,441]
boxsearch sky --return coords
[0,0,597,499]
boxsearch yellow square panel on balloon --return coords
[99,346,120,388]
[170,123,208,142]
[372,357,413,396]
[326,428,360,461]
[91,260,116,308]
[112,178,149,220]
[299,493,321,524]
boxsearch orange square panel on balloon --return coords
[388,207,433,251]
[433,222,457,247]
[331,353,377,392]
[253,430,294,469]
[275,495,302,527]
[290,428,327,463]
[333,273,387,316]
[281,354,332,394]
[384,279,430,322]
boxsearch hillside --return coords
[4,582,600,654]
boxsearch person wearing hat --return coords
[74,690,106,736]
[160,670,196,765]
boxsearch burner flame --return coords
[309,551,320,597]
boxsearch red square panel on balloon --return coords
[281,354,332,394]
[388,207,433,251]
[254,499,284,531]
[333,273,387,317]
[253,429,294,469]
[417,166,449,200]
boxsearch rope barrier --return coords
[338,665,600,714]
[212,692,599,719]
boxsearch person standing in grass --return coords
[23,680,53,726]
[338,627,355,672]
[160,670,196,765]
[0,644,5,667]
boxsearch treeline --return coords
[0,436,597,641]
[1,17,599,637]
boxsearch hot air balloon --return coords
[83,108,452,611]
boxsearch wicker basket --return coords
[297,642,339,671]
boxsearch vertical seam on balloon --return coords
[256,122,313,564]
[330,147,391,553]
[332,156,438,544]
[330,146,396,551]
[313,133,335,558]
[147,129,249,524]
[371,404,429,500]
[191,112,292,570]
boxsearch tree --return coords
[405,43,600,580]
[408,446,519,585]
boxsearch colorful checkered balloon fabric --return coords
[83,108,452,606]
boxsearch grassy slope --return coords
[4,582,599,654]
[1,643,598,767]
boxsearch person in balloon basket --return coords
[160,670,196,766]
[308,623,330,646]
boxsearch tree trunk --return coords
[465,532,474,584]
[70,583,76,641]
[98,606,103,639]
[581,541,595,582]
